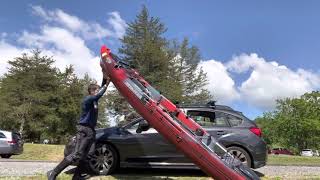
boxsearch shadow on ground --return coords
[65,167,265,180]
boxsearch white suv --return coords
[300,149,313,157]
[0,130,24,158]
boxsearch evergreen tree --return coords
[0,51,110,143]
[109,6,212,121]
[116,5,175,118]
[119,5,170,91]
[170,38,211,104]
[0,50,60,141]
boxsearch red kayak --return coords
[100,45,260,180]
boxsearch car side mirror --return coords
[136,120,150,133]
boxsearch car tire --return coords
[88,144,119,175]
[227,146,252,168]
[1,154,12,158]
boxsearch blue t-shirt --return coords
[79,86,107,128]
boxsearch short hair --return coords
[88,84,100,94]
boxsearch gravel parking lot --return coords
[0,159,320,179]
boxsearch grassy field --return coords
[1,175,320,180]
[4,143,319,179]
[13,143,64,161]
[267,154,320,166]
[13,143,320,167]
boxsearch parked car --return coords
[270,148,294,155]
[65,103,267,175]
[301,149,314,157]
[0,130,24,158]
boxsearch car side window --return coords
[127,121,140,130]
[223,113,243,127]
[0,132,6,138]
[212,111,230,127]
[187,110,215,127]
[187,110,229,127]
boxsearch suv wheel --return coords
[88,144,119,175]
[227,146,252,168]
[1,154,12,158]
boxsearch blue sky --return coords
[1,1,320,119]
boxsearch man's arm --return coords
[88,77,110,102]
[88,84,108,102]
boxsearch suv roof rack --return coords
[176,101,216,109]
[176,101,239,113]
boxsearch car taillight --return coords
[250,127,262,137]
[7,140,17,145]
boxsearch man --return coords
[47,76,111,180]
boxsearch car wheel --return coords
[227,146,252,168]
[1,154,12,158]
[88,144,119,175]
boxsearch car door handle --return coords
[217,131,226,135]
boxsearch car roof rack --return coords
[177,101,240,113]
[176,101,216,109]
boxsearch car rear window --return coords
[12,133,21,140]
[0,132,6,138]
[302,149,312,152]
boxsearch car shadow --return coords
[65,167,265,179]
[253,170,265,177]
[65,167,207,179]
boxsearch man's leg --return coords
[47,126,92,180]
[72,127,95,179]
[47,158,72,180]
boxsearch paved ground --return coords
[0,159,320,178]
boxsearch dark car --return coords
[65,104,267,175]
[269,148,294,155]
[0,130,24,158]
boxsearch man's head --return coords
[88,84,100,95]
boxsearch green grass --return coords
[0,174,211,180]
[267,154,320,166]
[13,143,64,161]
[14,143,320,167]
[3,144,320,179]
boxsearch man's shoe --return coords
[47,170,56,180]
[72,173,88,180]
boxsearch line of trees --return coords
[255,91,320,153]
[0,6,211,143]
[0,50,109,143]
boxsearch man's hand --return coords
[101,75,111,87]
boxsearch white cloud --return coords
[2,5,319,111]
[0,6,127,83]
[199,60,240,103]
[227,53,320,109]
[30,5,125,40]
[17,26,100,79]
[107,12,127,38]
